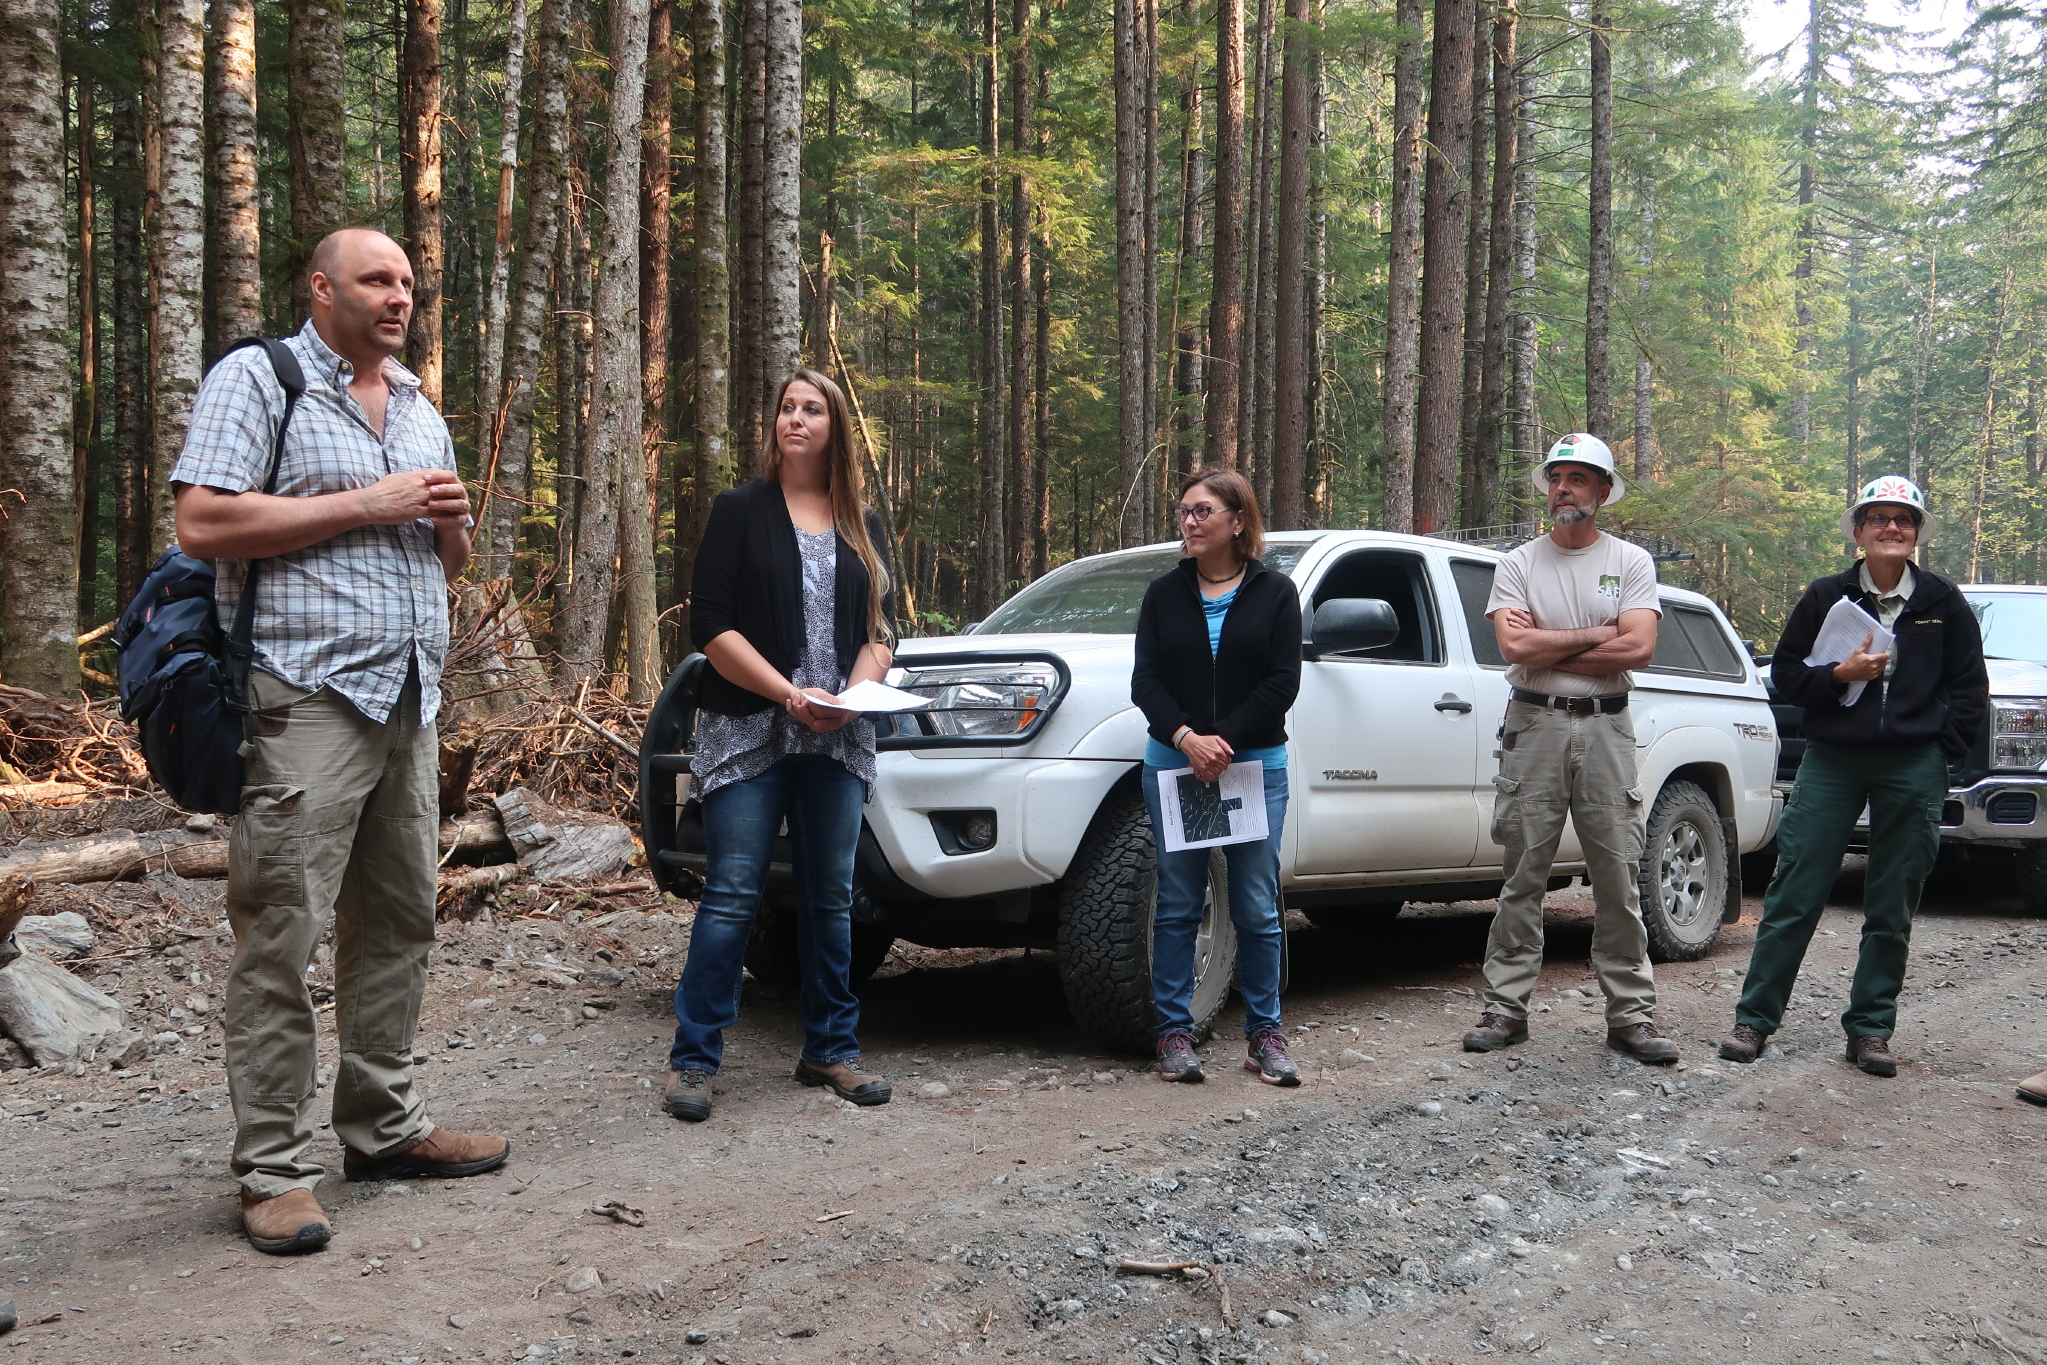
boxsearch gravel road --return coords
[1,858,2043,1364]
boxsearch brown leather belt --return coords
[1510,687,1628,715]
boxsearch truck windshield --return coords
[978,542,1313,635]
[1967,591,2047,664]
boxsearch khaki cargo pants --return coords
[1481,699,1657,1027]
[224,669,438,1197]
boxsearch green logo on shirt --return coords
[1598,573,1621,599]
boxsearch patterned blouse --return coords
[691,525,877,803]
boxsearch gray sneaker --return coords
[1245,1027,1302,1087]
[1156,1030,1205,1083]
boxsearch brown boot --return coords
[240,1187,332,1255]
[1607,1022,1680,1065]
[794,1058,892,1106]
[2017,1069,2047,1107]
[343,1126,512,1182]
[1718,1023,1767,1064]
[1846,1035,1897,1078]
[1461,1013,1528,1052]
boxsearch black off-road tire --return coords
[744,895,896,988]
[1056,788,1239,1054]
[1637,780,1728,962]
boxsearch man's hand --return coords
[1491,609,1618,669]
[1178,731,1235,784]
[1832,633,1890,684]
[357,469,469,527]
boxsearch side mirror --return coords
[1307,597,1400,660]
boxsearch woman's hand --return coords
[1831,633,1890,684]
[1178,731,1235,784]
[787,687,855,733]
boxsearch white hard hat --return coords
[1840,475,1934,542]
[1532,433,1625,506]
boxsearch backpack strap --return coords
[218,337,307,711]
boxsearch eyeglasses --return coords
[1172,503,1233,524]
[1859,513,1921,530]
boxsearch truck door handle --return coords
[1435,696,1474,714]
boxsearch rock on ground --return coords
[0,952,128,1066]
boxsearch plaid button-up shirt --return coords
[170,320,453,724]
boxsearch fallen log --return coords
[0,829,223,885]
[493,787,638,881]
[437,863,524,921]
[438,807,513,863]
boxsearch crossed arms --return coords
[1489,607,1659,675]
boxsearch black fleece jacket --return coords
[1130,556,1303,751]
[689,478,896,718]
[1771,560,1988,765]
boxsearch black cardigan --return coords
[689,478,897,717]
[1130,557,1303,751]
[1771,560,1988,765]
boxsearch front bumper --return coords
[1837,775,2047,847]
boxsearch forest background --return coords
[0,0,2039,703]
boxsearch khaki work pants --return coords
[1481,699,1657,1027]
[224,670,439,1197]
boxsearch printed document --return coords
[808,680,937,713]
[1155,761,1270,852]
[1803,597,1891,708]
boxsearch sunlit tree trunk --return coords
[151,0,205,555]
[1584,1,1613,436]
[287,0,348,324]
[641,0,673,599]
[683,0,731,602]
[733,0,766,474]
[1380,0,1423,532]
[1470,1,1517,527]
[475,0,528,470]
[1202,0,1244,471]
[1241,0,1275,509]
[74,73,102,617]
[761,0,802,388]
[402,0,446,404]
[207,0,261,347]
[1414,0,1474,533]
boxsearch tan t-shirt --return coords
[1485,531,1662,697]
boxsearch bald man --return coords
[172,229,507,1256]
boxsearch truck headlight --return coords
[1994,698,2047,769]
[891,662,1063,739]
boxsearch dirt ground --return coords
[3,857,2045,1365]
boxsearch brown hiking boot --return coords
[1462,1013,1529,1052]
[794,1058,893,1106]
[343,1126,511,1182]
[1608,1022,1680,1065]
[1846,1035,1897,1078]
[2017,1069,2047,1107]
[240,1187,331,1255]
[1719,1023,1767,1064]
[665,1067,712,1121]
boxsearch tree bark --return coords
[1171,32,1205,485]
[0,0,78,690]
[1456,7,1491,528]
[287,0,348,325]
[1241,0,1276,509]
[1845,239,1863,493]
[641,0,673,614]
[1791,0,1818,447]
[1007,0,1032,582]
[562,0,653,693]
[150,0,205,558]
[1380,0,1424,532]
[475,0,528,476]
[74,73,101,617]
[1307,32,1327,522]
[683,0,731,606]
[1632,143,1654,480]
[1510,59,1537,475]
[732,0,766,475]
[1469,1,1517,528]
[1033,40,1051,579]
[760,0,802,388]
[1270,0,1311,530]
[111,87,149,610]
[479,0,570,574]
[1584,3,1613,437]
[1414,0,1474,534]
[1115,0,1146,546]
[977,0,1008,601]
[402,0,447,405]
[206,0,261,346]
[1201,0,1244,471]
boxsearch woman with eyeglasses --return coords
[1129,469,1303,1085]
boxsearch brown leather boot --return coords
[2017,1069,2047,1107]
[240,1188,332,1255]
[794,1058,892,1106]
[1718,1023,1767,1064]
[1846,1035,1897,1078]
[1608,1022,1680,1065]
[343,1126,512,1182]
[1461,1013,1528,1052]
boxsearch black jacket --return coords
[1131,557,1303,751]
[1771,560,1988,765]
[689,478,896,717]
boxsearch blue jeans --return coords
[1140,763,1289,1038]
[669,754,865,1074]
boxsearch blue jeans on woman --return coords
[1140,762,1289,1038]
[669,754,865,1074]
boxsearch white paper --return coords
[806,679,937,714]
[1803,596,1892,708]
[1155,760,1271,852]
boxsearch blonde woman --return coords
[666,370,897,1121]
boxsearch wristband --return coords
[1172,726,1193,749]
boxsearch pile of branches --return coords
[0,685,152,805]
[459,682,648,824]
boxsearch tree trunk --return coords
[562,0,652,693]
[479,0,569,575]
[641,0,673,610]
[1380,0,1424,532]
[1468,1,1517,529]
[1414,0,1474,533]
[402,0,447,405]
[683,0,731,605]
[1033,43,1051,580]
[74,73,101,619]
[1456,8,1491,528]
[1171,33,1205,485]
[1307,31,1327,523]
[1270,0,1311,530]
[1790,0,1817,447]
[732,0,766,475]
[1007,0,1032,582]
[476,0,528,474]
[1115,0,1146,546]
[0,0,78,691]
[977,0,1008,601]
[1584,3,1612,437]
[1510,59,1537,477]
[1241,0,1276,510]
[1631,141,1654,480]
[150,0,205,557]
[111,87,149,610]
[760,0,801,388]
[206,0,261,347]
[287,0,349,325]
[1844,239,1863,493]
[1202,0,1245,471]
[1140,0,1160,537]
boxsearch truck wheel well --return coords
[1665,761,1731,815]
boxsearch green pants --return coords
[224,670,440,1197]
[1736,739,1945,1041]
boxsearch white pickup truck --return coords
[642,529,1785,1052]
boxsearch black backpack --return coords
[114,338,305,814]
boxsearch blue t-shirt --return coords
[1144,584,1287,770]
